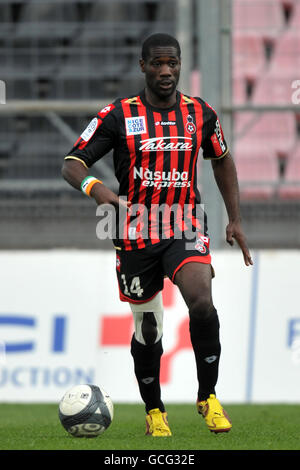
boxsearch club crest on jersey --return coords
[125,116,147,136]
[185,115,196,134]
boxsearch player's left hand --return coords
[226,220,253,266]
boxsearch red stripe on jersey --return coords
[187,98,203,232]
[134,101,149,249]
[210,120,226,156]
[177,97,195,233]
[149,111,164,243]
[121,97,148,249]
[121,99,136,250]
[163,110,178,238]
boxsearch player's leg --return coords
[174,261,231,433]
[174,262,220,400]
[115,247,171,436]
[130,293,164,414]
[130,293,171,436]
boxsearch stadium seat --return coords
[233,0,285,34]
[234,141,278,199]
[268,30,300,75]
[233,78,248,105]
[235,112,296,158]
[252,73,297,105]
[290,0,300,27]
[19,1,78,22]
[233,32,266,80]
[278,145,300,199]
[233,112,256,137]
[15,2,78,39]
[251,30,300,105]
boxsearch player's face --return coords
[140,46,181,102]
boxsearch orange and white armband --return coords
[80,176,102,197]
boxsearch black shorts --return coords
[115,233,211,304]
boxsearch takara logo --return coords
[139,136,193,152]
[134,166,191,189]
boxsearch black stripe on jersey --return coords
[158,109,172,230]
[144,105,158,210]
[115,101,130,199]
[185,100,199,207]
[171,106,185,206]
[129,101,145,250]
[185,100,202,235]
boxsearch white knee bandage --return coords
[130,292,164,345]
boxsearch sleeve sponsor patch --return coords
[80,117,99,142]
[210,119,227,156]
[125,116,147,136]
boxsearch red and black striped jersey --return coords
[65,89,229,250]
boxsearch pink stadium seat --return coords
[279,146,300,198]
[252,73,296,105]
[233,112,256,136]
[269,30,300,75]
[233,0,284,34]
[233,77,248,104]
[290,1,300,27]
[234,112,296,157]
[233,32,266,80]
[251,31,300,105]
[234,140,278,199]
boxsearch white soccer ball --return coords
[58,384,114,437]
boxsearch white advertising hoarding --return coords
[0,249,299,403]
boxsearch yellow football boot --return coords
[197,394,232,433]
[145,408,172,437]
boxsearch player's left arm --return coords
[211,152,253,266]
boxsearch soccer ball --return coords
[58,384,113,437]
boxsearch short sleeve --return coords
[64,103,119,168]
[201,104,229,160]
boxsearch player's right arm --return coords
[61,159,128,208]
[61,104,130,210]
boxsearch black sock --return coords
[189,309,221,401]
[130,334,165,413]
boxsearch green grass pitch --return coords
[0,403,299,451]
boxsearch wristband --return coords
[81,176,102,197]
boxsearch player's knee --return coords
[141,312,159,345]
[189,297,216,323]
[130,292,164,346]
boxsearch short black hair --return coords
[141,33,181,61]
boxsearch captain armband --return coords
[81,176,103,197]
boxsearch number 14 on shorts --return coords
[121,275,144,298]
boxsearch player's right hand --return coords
[90,182,132,212]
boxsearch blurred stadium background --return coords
[1,0,300,249]
[0,0,299,406]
